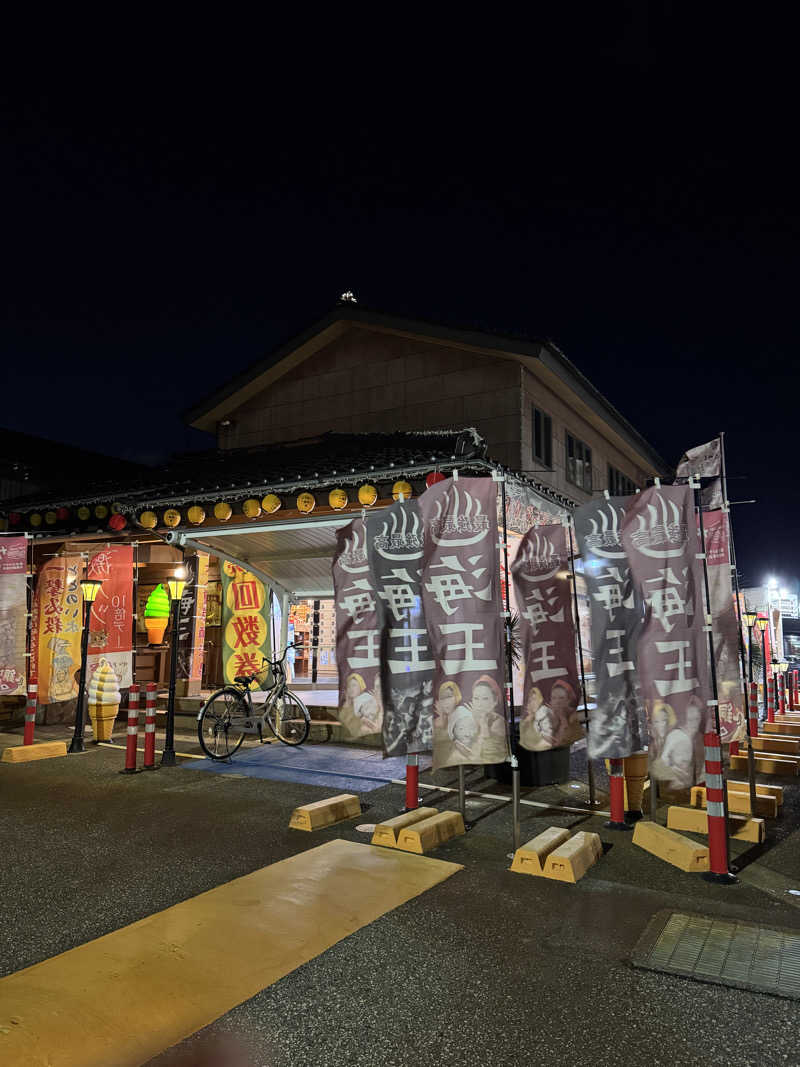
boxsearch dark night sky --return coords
[1,7,797,587]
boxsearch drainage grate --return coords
[633,911,800,1000]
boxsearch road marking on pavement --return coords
[0,840,461,1066]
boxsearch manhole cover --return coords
[633,911,800,999]
[355,824,376,834]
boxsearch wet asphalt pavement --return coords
[3,726,800,1067]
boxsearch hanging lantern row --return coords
[9,474,446,533]
[9,502,126,530]
[134,478,424,529]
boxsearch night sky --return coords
[2,8,796,588]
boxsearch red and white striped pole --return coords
[793,670,799,711]
[143,682,157,770]
[767,676,775,724]
[605,758,631,831]
[23,683,37,745]
[703,730,735,883]
[122,685,140,774]
[749,681,759,738]
[778,673,786,716]
[405,754,419,811]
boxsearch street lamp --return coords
[68,578,104,754]
[160,567,187,767]
[756,615,769,721]
[744,609,758,685]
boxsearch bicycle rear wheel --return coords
[267,689,310,746]
[197,687,248,760]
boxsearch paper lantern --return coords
[45,511,57,525]
[30,513,42,527]
[163,508,181,528]
[187,505,206,525]
[138,510,157,529]
[392,480,413,501]
[262,493,281,514]
[111,502,123,514]
[297,492,316,513]
[214,501,233,521]
[358,484,378,507]
[108,513,127,531]
[56,506,70,521]
[8,513,21,526]
[328,488,348,510]
[426,471,446,488]
[242,498,262,518]
[95,504,109,519]
[77,506,91,521]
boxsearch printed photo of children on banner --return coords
[419,477,509,771]
[332,517,383,741]
[574,497,647,760]
[621,485,711,789]
[512,524,584,752]
[366,499,433,756]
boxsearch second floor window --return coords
[608,465,636,496]
[532,405,552,468]
[566,432,593,492]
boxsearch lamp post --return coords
[160,568,186,767]
[744,609,758,686]
[757,615,769,721]
[68,578,104,754]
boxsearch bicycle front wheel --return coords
[197,687,248,760]
[267,689,310,746]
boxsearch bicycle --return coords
[197,641,311,760]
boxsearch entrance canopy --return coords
[174,514,350,601]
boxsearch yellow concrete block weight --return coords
[371,807,439,848]
[632,820,710,872]
[542,831,603,884]
[763,722,800,738]
[747,735,800,756]
[727,780,784,806]
[289,794,361,831]
[666,805,765,844]
[689,785,777,819]
[1,740,68,763]
[730,753,799,776]
[510,827,571,876]
[396,811,465,854]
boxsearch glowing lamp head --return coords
[80,578,103,604]
[756,616,769,633]
[744,610,758,629]
[167,568,187,602]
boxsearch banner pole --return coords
[499,473,520,852]
[567,520,596,813]
[719,432,758,818]
[694,478,736,884]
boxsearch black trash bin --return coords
[485,744,570,787]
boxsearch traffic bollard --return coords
[605,758,632,831]
[143,683,157,770]
[123,685,140,774]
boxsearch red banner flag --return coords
[704,510,745,744]
[87,545,134,688]
[512,523,583,752]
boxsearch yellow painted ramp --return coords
[0,840,461,1067]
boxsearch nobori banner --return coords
[0,536,28,696]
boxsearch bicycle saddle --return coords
[234,674,254,685]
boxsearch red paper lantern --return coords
[426,471,446,488]
[8,512,21,526]
[108,513,127,531]
[56,507,70,521]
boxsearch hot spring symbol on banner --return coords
[419,478,508,771]
[333,518,383,740]
[512,524,583,753]
[574,497,647,760]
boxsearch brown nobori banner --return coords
[704,509,745,744]
[332,517,384,741]
[621,485,711,789]
[366,499,433,757]
[573,497,647,760]
[418,477,509,771]
[512,523,583,752]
